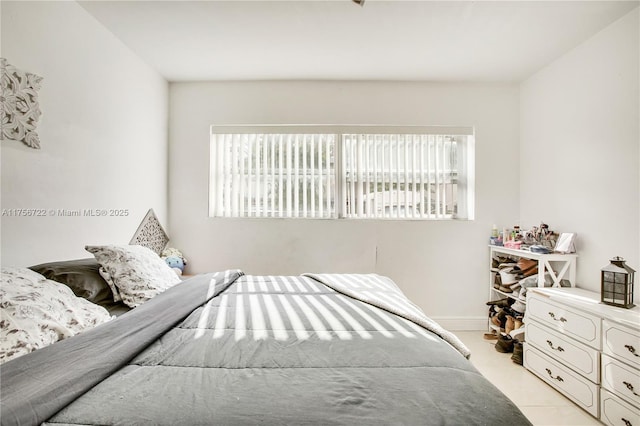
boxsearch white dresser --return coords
[524,287,640,424]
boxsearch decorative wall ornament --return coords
[1,58,43,149]
[129,209,170,255]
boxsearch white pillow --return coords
[85,244,181,308]
[0,267,113,364]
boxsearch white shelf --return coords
[488,245,579,262]
[489,245,578,289]
[487,245,578,336]
[491,286,526,303]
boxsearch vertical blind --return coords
[210,133,335,218]
[342,134,457,219]
[210,126,474,220]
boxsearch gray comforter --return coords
[1,271,531,426]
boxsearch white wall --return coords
[520,9,639,301]
[169,81,520,326]
[1,1,169,266]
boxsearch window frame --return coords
[209,125,475,220]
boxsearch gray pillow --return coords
[29,258,113,306]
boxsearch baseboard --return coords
[431,316,487,331]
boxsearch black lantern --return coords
[601,257,635,308]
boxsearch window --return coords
[210,132,336,219]
[210,125,474,220]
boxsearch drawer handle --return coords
[546,340,565,352]
[545,368,564,382]
[623,381,639,397]
[624,345,640,357]
[548,312,567,322]
[621,418,632,426]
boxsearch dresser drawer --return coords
[602,354,640,408]
[524,344,599,417]
[526,294,601,349]
[603,320,640,370]
[526,321,599,383]
[600,389,640,426]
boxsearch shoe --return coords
[486,298,511,308]
[495,334,514,353]
[493,256,515,268]
[505,315,515,334]
[491,309,508,329]
[514,316,524,330]
[488,305,501,314]
[483,330,498,340]
[499,267,520,286]
[493,273,502,289]
[488,306,498,323]
[518,287,527,301]
[519,275,538,289]
[511,341,523,365]
[491,314,502,327]
[511,301,526,314]
[515,258,538,277]
[510,327,525,341]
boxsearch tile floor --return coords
[455,331,601,426]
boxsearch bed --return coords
[0,246,531,426]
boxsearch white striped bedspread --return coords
[191,273,470,358]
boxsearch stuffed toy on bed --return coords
[161,248,187,276]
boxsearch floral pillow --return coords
[0,267,113,364]
[85,244,181,308]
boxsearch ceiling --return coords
[79,0,639,82]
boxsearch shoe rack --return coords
[489,245,578,301]
[488,245,578,338]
